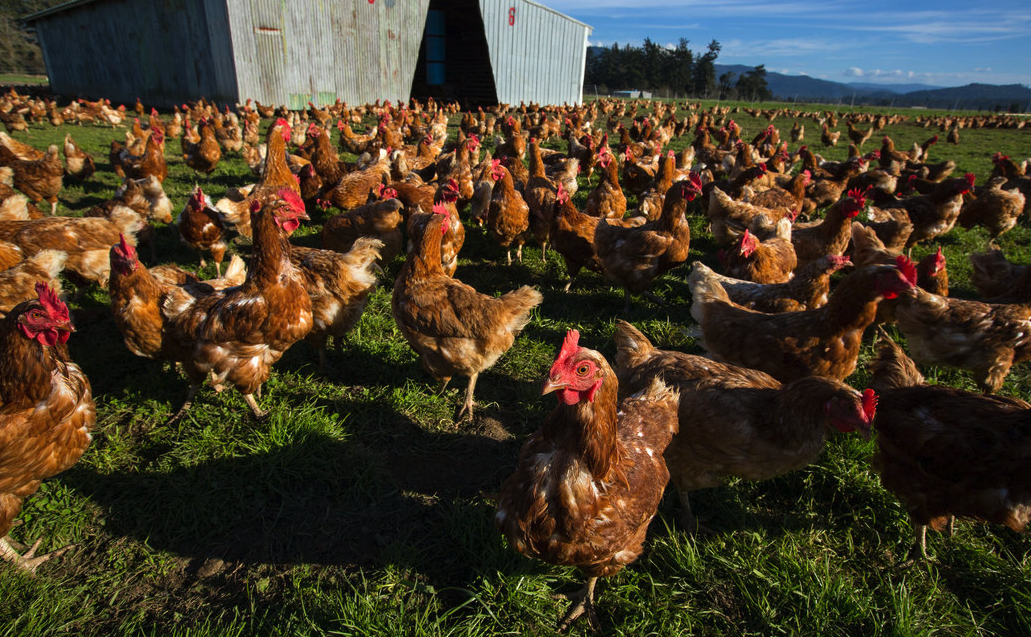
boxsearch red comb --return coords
[895,255,918,286]
[35,282,68,322]
[278,188,305,216]
[556,330,580,364]
[861,389,878,423]
[965,173,976,187]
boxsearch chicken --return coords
[791,188,867,268]
[583,147,627,220]
[182,119,222,175]
[178,186,228,275]
[322,194,404,266]
[62,134,95,182]
[637,151,676,221]
[290,239,382,371]
[867,338,1031,560]
[595,177,701,312]
[485,160,530,264]
[114,129,167,184]
[524,139,558,259]
[405,181,464,276]
[693,255,850,314]
[0,209,143,287]
[0,283,93,573]
[496,329,678,631]
[969,248,1030,303]
[718,222,796,284]
[845,119,873,149]
[707,186,796,247]
[957,176,1027,246]
[745,169,809,211]
[550,184,606,292]
[0,143,63,215]
[0,168,44,220]
[215,118,301,239]
[916,246,948,296]
[392,204,542,421]
[612,320,873,531]
[892,273,1031,393]
[820,123,840,147]
[0,249,66,317]
[108,235,245,361]
[0,240,21,270]
[688,259,915,382]
[878,173,974,250]
[162,190,313,422]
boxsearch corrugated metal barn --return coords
[24,0,591,108]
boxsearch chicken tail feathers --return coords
[612,320,655,374]
[687,262,729,325]
[499,286,543,333]
[868,334,924,393]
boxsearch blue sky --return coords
[546,0,1031,87]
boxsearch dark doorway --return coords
[411,0,497,108]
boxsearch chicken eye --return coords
[576,362,591,376]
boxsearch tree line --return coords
[584,39,771,101]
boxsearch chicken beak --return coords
[541,377,566,396]
[858,424,872,441]
[59,318,76,333]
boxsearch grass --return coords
[0,73,49,86]
[0,98,1030,636]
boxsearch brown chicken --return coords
[392,205,542,420]
[0,249,66,317]
[688,259,916,382]
[182,119,222,175]
[550,184,605,291]
[969,249,1030,303]
[693,256,850,313]
[320,156,392,212]
[215,118,301,239]
[524,139,558,259]
[115,129,167,184]
[109,235,245,361]
[957,176,1027,245]
[178,186,228,275]
[867,338,1031,560]
[613,320,874,531]
[485,160,530,264]
[0,143,63,215]
[595,177,701,312]
[878,173,975,250]
[0,283,93,572]
[583,148,627,220]
[0,169,44,220]
[322,193,404,266]
[916,247,948,296]
[496,329,678,631]
[718,222,796,284]
[892,273,1031,393]
[62,134,95,182]
[0,209,143,287]
[791,188,866,268]
[290,239,382,371]
[707,186,796,247]
[405,181,464,276]
[162,190,313,421]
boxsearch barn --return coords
[23,0,592,108]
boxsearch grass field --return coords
[1,97,1030,636]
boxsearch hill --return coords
[713,63,1031,109]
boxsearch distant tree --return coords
[718,71,736,100]
[691,39,721,97]
[735,65,772,102]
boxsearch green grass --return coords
[0,73,48,86]
[0,100,1030,636]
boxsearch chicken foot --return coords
[555,576,601,632]
[243,393,268,422]
[677,491,713,535]
[0,535,75,574]
[456,372,479,423]
[166,383,201,426]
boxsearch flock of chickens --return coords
[1,88,1031,630]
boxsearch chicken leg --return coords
[0,535,75,574]
[166,383,201,426]
[555,576,601,632]
[243,393,268,421]
[456,372,479,422]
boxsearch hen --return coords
[693,255,850,313]
[177,186,228,275]
[182,119,222,175]
[290,239,383,372]
[392,205,542,421]
[613,321,874,531]
[485,161,530,264]
[321,194,404,266]
[583,147,626,220]
[968,248,1030,303]
[719,222,796,284]
[0,283,94,572]
[115,129,167,184]
[892,272,1031,393]
[162,190,313,421]
[496,329,678,631]
[688,259,915,382]
[957,176,1027,246]
[0,143,63,215]
[62,134,95,183]
[867,338,1031,560]
[0,249,66,317]
[594,177,701,312]
[791,188,866,268]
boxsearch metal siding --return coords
[228,0,428,107]
[33,0,237,107]
[478,0,588,106]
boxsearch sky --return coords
[545,0,1031,88]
